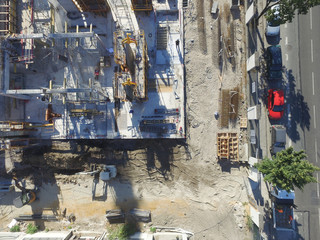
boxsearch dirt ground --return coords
[0,1,251,239]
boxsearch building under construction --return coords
[0,0,185,146]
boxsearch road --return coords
[280,6,320,240]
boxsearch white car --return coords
[266,4,280,37]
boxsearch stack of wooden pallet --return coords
[217,132,239,160]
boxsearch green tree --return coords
[255,147,320,192]
[257,0,320,23]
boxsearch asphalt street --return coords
[280,6,320,240]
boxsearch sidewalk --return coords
[245,0,276,239]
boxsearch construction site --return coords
[0,0,253,240]
[0,0,185,142]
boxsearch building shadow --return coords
[7,167,61,231]
[217,160,247,173]
[3,138,188,231]
[230,7,241,20]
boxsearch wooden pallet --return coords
[217,132,239,160]
[240,117,247,128]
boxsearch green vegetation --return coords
[10,225,20,232]
[107,223,137,240]
[246,214,253,231]
[255,147,320,192]
[258,0,320,23]
[26,224,38,234]
[150,226,156,233]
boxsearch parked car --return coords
[268,89,284,120]
[266,45,282,80]
[270,186,296,239]
[266,4,280,37]
[270,125,286,155]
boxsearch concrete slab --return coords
[1,0,185,139]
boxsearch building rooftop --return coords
[0,0,185,143]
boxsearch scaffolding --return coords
[107,0,139,32]
[0,0,17,36]
[2,28,100,101]
[71,0,109,16]
[0,138,30,150]
[131,0,152,11]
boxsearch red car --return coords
[268,89,284,119]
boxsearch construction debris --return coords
[129,208,151,222]
[106,209,125,223]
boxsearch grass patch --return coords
[26,224,38,234]
[107,223,137,240]
[10,225,20,232]
[246,214,253,230]
[150,227,156,233]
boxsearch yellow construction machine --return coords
[12,176,37,208]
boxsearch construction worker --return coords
[175,39,180,49]
[276,209,283,213]
[94,67,100,80]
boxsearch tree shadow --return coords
[256,47,309,143]
[247,19,257,56]
[261,202,276,240]
[256,27,266,51]
[284,69,310,143]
